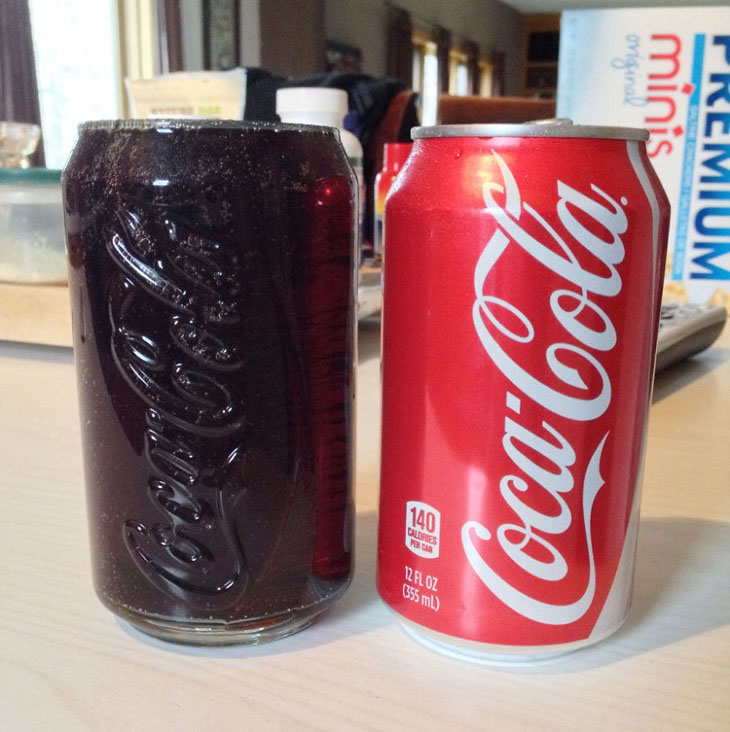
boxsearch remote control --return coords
[656,301,727,372]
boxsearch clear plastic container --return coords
[0,122,41,168]
[0,168,66,284]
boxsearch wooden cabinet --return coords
[520,14,560,99]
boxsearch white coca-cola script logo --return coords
[462,150,629,625]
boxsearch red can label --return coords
[377,133,669,650]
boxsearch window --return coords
[29,0,121,168]
[411,30,438,126]
[479,59,494,97]
[412,27,498,122]
[449,47,470,96]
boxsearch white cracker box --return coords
[557,8,730,304]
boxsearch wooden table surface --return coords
[1,320,728,731]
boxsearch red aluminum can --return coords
[377,122,670,662]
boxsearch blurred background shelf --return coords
[520,13,560,99]
[359,264,383,319]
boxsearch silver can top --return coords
[412,119,649,142]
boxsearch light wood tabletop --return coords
[0,319,728,731]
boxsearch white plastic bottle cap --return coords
[276,87,348,119]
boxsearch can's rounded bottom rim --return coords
[397,615,627,666]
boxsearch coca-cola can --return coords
[377,122,669,662]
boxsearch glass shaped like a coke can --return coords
[377,122,670,663]
[63,120,356,645]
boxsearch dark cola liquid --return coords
[63,121,355,643]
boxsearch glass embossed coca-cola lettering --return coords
[63,120,356,644]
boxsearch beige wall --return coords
[325,0,389,77]
[325,0,522,95]
[260,0,326,77]
[180,0,261,71]
[179,0,522,94]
